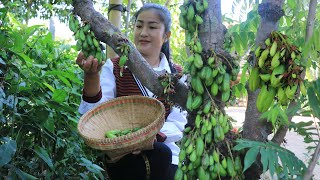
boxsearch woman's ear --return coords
[164,31,171,42]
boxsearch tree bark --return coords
[198,0,224,50]
[303,139,320,180]
[72,0,188,109]
[107,0,122,59]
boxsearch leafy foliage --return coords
[0,8,104,179]
[233,139,307,179]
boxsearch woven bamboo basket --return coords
[77,95,165,162]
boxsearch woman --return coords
[76,3,187,180]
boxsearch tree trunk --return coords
[124,0,132,37]
[107,0,122,59]
[49,18,55,40]
[243,0,285,179]
[73,0,189,109]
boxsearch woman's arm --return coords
[78,55,117,115]
[160,107,187,143]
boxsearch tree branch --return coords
[72,0,189,109]
[303,140,320,180]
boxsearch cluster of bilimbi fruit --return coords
[175,0,242,179]
[249,31,307,113]
[68,14,106,63]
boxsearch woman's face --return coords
[134,9,168,57]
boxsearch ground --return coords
[225,106,320,180]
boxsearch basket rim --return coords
[77,95,165,146]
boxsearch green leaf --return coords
[15,168,38,180]
[268,149,277,177]
[287,0,296,9]
[0,57,5,65]
[0,137,17,167]
[52,89,67,103]
[260,147,269,173]
[34,146,54,170]
[43,82,55,92]
[307,86,320,119]
[243,146,260,172]
[33,64,48,69]
[43,118,55,133]
[15,52,32,67]
[57,75,72,88]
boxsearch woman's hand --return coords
[76,52,105,75]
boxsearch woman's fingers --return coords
[76,52,104,73]
[76,52,85,66]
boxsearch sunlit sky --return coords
[29,1,243,41]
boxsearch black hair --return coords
[134,3,176,73]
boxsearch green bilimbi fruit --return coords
[79,29,86,41]
[256,85,276,112]
[260,74,271,82]
[195,0,204,13]
[234,156,242,172]
[93,38,100,48]
[186,92,193,110]
[255,46,261,57]
[187,4,195,21]
[210,115,217,126]
[212,69,219,78]
[203,101,212,114]
[213,150,220,163]
[194,53,203,69]
[285,84,298,99]
[221,89,230,102]
[179,5,187,16]
[179,14,187,29]
[196,137,205,156]
[271,51,280,68]
[299,81,307,96]
[208,56,215,66]
[195,15,204,24]
[196,40,203,53]
[277,87,288,105]
[265,38,271,46]
[227,157,236,177]
[269,41,278,57]
[222,73,230,91]
[119,55,128,67]
[249,67,261,91]
[203,0,209,9]
[174,168,183,180]
[258,48,270,68]
[191,95,203,110]
[221,158,227,169]
[68,15,77,32]
[211,82,219,96]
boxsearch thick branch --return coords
[303,140,320,180]
[305,0,317,42]
[72,0,188,109]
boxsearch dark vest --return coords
[111,57,181,119]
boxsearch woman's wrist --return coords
[83,72,101,97]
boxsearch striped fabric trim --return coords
[133,74,149,97]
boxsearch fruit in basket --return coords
[105,127,142,138]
